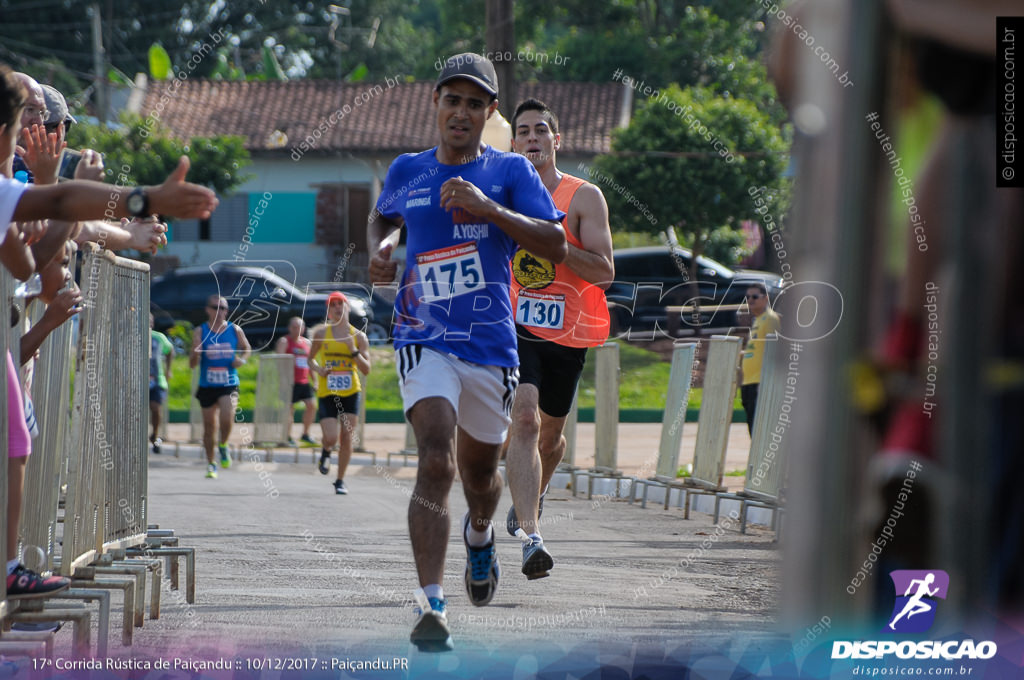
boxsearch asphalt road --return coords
[81,451,782,676]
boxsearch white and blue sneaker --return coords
[506,487,547,537]
[462,512,500,606]
[410,589,453,652]
[516,528,554,580]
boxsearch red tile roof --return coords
[139,80,626,156]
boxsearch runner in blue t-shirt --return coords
[368,53,567,653]
[189,294,251,479]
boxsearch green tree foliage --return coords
[66,113,251,196]
[594,84,788,276]
[542,5,781,121]
[0,2,780,101]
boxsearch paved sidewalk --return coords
[163,422,756,489]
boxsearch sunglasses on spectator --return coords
[207,304,229,310]
[745,294,763,300]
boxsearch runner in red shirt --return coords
[275,317,316,445]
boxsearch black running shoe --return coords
[6,564,71,599]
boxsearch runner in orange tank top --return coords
[504,98,615,579]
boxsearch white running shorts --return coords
[396,344,518,445]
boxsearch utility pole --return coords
[486,0,515,121]
[90,3,108,123]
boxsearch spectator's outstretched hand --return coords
[149,156,218,219]
[74,150,105,182]
[120,216,168,254]
[18,124,66,185]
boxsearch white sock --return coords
[466,520,493,547]
[528,533,542,543]
[422,584,444,601]
[7,559,19,575]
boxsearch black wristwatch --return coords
[126,187,150,217]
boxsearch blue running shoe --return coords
[462,513,499,606]
[505,488,546,537]
[410,590,453,652]
[218,444,231,469]
[516,529,553,580]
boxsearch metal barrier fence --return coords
[572,343,629,498]
[592,343,619,473]
[655,343,699,480]
[689,336,742,490]
[1,266,12,617]
[189,369,202,443]
[629,342,698,507]
[711,338,786,533]
[19,297,75,572]
[63,245,149,575]
[254,354,293,445]
[743,338,786,501]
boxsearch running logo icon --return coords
[885,570,949,634]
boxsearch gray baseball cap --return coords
[40,84,77,127]
[435,53,498,98]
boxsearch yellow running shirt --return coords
[315,323,362,398]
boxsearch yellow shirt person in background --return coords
[309,291,371,495]
[740,283,781,435]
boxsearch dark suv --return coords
[150,262,371,351]
[607,246,785,339]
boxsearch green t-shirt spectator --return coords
[150,330,174,390]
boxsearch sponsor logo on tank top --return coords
[511,249,556,289]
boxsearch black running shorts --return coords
[195,385,238,409]
[515,325,587,418]
[317,393,360,420]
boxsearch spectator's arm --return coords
[74,218,167,254]
[13,157,217,223]
[20,287,82,365]
[0,223,35,280]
